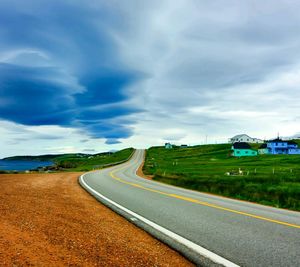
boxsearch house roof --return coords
[268,138,285,143]
[259,143,267,148]
[231,134,251,139]
[232,142,251,149]
[231,134,262,141]
[288,140,298,145]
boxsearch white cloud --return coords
[2,1,300,156]
[0,120,117,157]
[115,1,300,147]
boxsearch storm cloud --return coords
[0,0,142,142]
[1,0,300,156]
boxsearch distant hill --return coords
[2,148,134,172]
[2,152,113,162]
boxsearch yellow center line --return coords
[109,163,300,229]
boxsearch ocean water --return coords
[0,160,54,171]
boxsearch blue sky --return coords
[1,0,300,157]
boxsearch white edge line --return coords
[80,171,240,267]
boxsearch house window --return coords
[245,151,248,154]
[236,151,240,154]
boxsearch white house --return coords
[229,134,263,143]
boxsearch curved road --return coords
[80,149,300,267]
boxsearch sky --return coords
[1,0,300,157]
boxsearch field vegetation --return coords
[53,148,134,171]
[143,143,300,210]
[3,148,134,172]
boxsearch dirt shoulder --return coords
[136,153,154,180]
[0,173,193,266]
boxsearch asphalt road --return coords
[80,149,300,267]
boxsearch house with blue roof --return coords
[266,139,300,155]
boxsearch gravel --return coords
[0,173,193,266]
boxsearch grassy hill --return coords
[53,148,134,171]
[143,144,300,210]
[3,154,69,161]
[2,148,134,172]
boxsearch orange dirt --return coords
[136,154,154,180]
[0,173,193,266]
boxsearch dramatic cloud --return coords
[120,0,300,144]
[0,0,142,144]
[1,0,300,157]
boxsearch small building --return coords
[267,139,300,154]
[165,143,173,149]
[232,142,258,157]
[258,143,268,154]
[180,144,188,148]
[229,134,263,144]
[288,141,300,154]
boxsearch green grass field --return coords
[1,148,134,173]
[53,148,134,171]
[143,144,300,210]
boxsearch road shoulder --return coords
[0,173,193,266]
